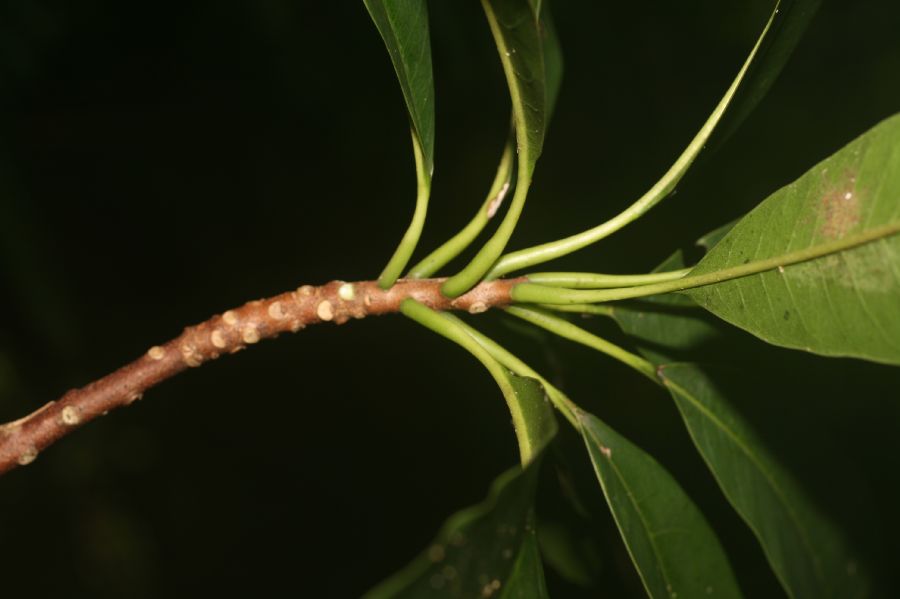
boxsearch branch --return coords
[0,277,523,476]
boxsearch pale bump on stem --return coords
[0,277,523,476]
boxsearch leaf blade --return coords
[706,0,822,152]
[482,0,548,178]
[486,0,796,279]
[687,113,900,364]
[578,410,743,599]
[441,0,556,296]
[363,0,435,172]
[364,461,548,599]
[364,0,436,288]
[660,363,870,599]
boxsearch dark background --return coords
[1,1,899,597]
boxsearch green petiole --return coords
[400,299,559,462]
[378,131,433,289]
[406,135,516,279]
[440,0,547,298]
[485,7,780,279]
[537,304,615,317]
[525,268,690,289]
[439,312,579,427]
[504,306,657,381]
[511,223,900,304]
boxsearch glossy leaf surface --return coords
[686,113,900,364]
[482,0,549,178]
[579,410,743,599]
[707,0,822,151]
[485,0,792,279]
[660,363,869,599]
[365,0,436,287]
[441,0,557,296]
[363,0,434,172]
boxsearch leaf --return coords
[541,5,563,121]
[408,4,561,281]
[686,112,900,364]
[536,520,598,588]
[503,372,558,464]
[497,527,549,599]
[365,0,436,288]
[659,363,870,599]
[578,410,744,599]
[706,0,822,152]
[485,0,803,280]
[364,461,548,598]
[440,0,557,296]
[482,0,549,178]
[362,0,434,172]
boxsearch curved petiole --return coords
[505,306,657,381]
[486,5,781,279]
[406,134,516,279]
[511,223,900,305]
[378,131,433,289]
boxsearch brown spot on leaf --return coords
[819,176,860,240]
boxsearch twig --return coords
[0,277,523,476]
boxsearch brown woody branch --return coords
[0,277,523,476]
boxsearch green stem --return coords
[440,0,543,298]
[440,313,579,427]
[512,223,900,304]
[537,303,615,317]
[504,306,657,381]
[485,8,779,279]
[407,135,516,278]
[378,130,432,289]
[526,268,690,289]
[441,153,531,297]
[400,299,544,463]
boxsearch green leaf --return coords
[536,520,598,588]
[362,0,434,172]
[364,461,548,599]
[497,527,549,599]
[578,410,743,599]
[482,0,548,179]
[541,5,563,122]
[706,0,822,152]
[408,2,562,282]
[659,363,870,599]
[486,0,792,280]
[686,112,900,364]
[441,0,555,296]
[364,0,436,288]
[503,371,558,464]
